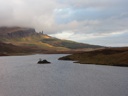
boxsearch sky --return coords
[0,0,128,47]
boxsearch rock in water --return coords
[37,59,51,64]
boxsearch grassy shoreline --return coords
[59,47,128,67]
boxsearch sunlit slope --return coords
[3,34,69,51]
[0,27,103,52]
[41,38,102,49]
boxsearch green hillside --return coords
[41,38,101,49]
[3,34,70,51]
[0,27,103,54]
[3,34,102,51]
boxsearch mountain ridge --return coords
[0,27,36,38]
[0,26,103,55]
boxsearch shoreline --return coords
[59,47,128,67]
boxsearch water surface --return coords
[0,54,128,96]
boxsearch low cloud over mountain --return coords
[0,0,128,46]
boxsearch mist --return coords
[0,0,128,46]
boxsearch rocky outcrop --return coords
[0,27,36,39]
[37,59,51,64]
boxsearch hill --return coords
[59,47,128,67]
[0,27,36,39]
[0,42,45,56]
[0,27,103,55]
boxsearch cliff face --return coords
[0,27,36,38]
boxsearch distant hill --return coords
[41,38,101,49]
[0,27,103,55]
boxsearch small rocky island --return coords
[37,59,51,64]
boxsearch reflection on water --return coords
[0,54,128,96]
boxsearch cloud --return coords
[0,0,128,46]
[51,30,75,39]
[59,0,128,9]
[0,0,59,32]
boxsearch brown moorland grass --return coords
[59,47,128,67]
